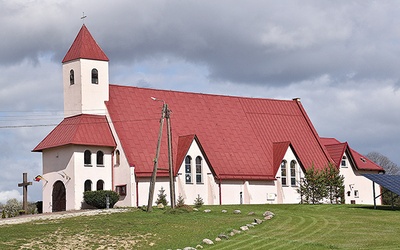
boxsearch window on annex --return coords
[70,69,75,85]
[97,180,104,190]
[84,150,92,166]
[341,156,347,167]
[281,160,287,186]
[84,180,92,192]
[185,156,192,184]
[290,160,297,186]
[354,190,359,198]
[116,185,126,196]
[196,156,202,184]
[115,150,120,166]
[97,151,104,166]
[91,68,98,84]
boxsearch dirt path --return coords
[0,208,128,226]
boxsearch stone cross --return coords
[18,173,32,213]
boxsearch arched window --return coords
[281,160,287,186]
[115,150,120,166]
[196,156,202,184]
[341,155,347,167]
[70,69,75,85]
[84,180,92,192]
[185,156,192,184]
[97,180,104,190]
[290,160,297,186]
[84,150,92,165]
[91,68,98,84]
[97,151,104,166]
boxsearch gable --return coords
[106,85,332,180]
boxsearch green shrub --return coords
[176,194,185,207]
[83,190,119,209]
[155,187,168,206]
[193,194,204,208]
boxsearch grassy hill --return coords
[0,204,399,249]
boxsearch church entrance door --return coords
[52,181,66,212]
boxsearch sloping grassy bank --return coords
[0,204,399,249]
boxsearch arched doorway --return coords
[52,181,66,212]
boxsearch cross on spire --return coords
[81,12,87,23]
[18,173,32,214]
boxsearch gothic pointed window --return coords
[91,68,98,84]
[84,150,92,165]
[281,160,287,186]
[290,160,297,186]
[70,69,75,85]
[97,151,104,166]
[185,156,192,184]
[196,156,202,184]
[115,150,120,166]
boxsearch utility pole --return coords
[166,107,176,209]
[147,102,167,212]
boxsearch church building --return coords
[33,25,384,213]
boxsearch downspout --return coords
[111,151,114,191]
[219,178,222,205]
[136,180,139,207]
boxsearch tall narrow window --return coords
[196,156,202,184]
[84,150,92,165]
[185,156,192,184]
[84,180,92,192]
[281,160,287,186]
[290,160,297,186]
[341,156,347,167]
[70,69,75,85]
[97,151,104,166]
[97,180,104,190]
[115,150,120,166]
[91,68,98,84]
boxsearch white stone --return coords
[202,239,214,245]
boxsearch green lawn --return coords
[0,204,399,249]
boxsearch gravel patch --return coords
[0,209,128,226]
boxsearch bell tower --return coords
[62,25,109,118]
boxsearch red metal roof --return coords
[33,114,116,151]
[106,85,333,180]
[62,24,109,63]
[320,137,384,171]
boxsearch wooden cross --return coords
[18,173,32,213]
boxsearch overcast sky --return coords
[1,0,399,203]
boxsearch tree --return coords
[298,165,327,204]
[323,163,345,204]
[155,187,168,206]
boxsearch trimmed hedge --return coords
[83,190,119,209]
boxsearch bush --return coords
[155,187,168,206]
[176,194,185,207]
[3,198,22,218]
[83,190,119,209]
[193,194,204,208]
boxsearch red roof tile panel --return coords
[33,114,116,151]
[62,24,109,63]
[106,85,333,180]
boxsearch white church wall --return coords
[275,146,304,204]
[340,152,381,205]
[137,177,170,207]
[176,139,219,206]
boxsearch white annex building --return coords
[33,25,384,213]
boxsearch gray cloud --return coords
[0,0,399,201]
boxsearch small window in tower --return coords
[70,69,75,85]
[91,68,98,84]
